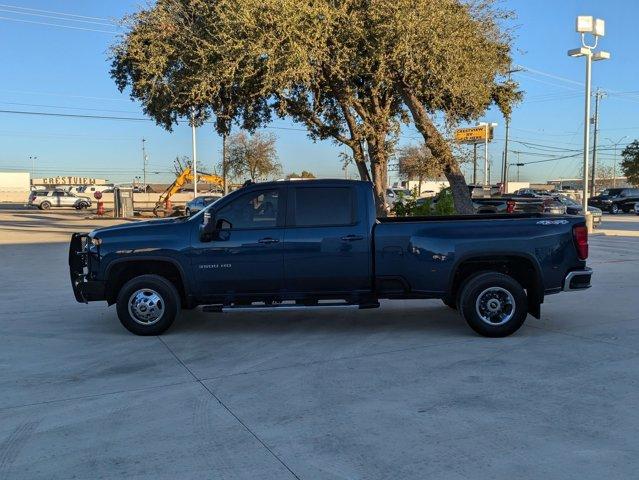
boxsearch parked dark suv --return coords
[589,188,639,214]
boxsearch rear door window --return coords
[292,187,355,227]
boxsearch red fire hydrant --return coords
[94,191,104,216]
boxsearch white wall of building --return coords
[396,180,450,197]
[0,172,30,192]
[504,181,530,194]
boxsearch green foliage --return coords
[621,140,639,186]
[391,189,456,217]
[110,0,518,215]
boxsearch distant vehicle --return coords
[386,188,413,206]
[79,185,113,195]
[70,179,592,338]
[28,190,92,210]
[553,194,602,227]
[589,188,639,214]
[185,195,222,216]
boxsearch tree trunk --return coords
[400,87,474,214]
[367,137,389,217]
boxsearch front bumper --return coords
[69,233,105,303]
[563,268,593,292]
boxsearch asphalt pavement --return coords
[1,209,639,479]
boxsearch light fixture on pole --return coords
[568,15,610,231]
[29,156,38,179]
[478,122,497,187]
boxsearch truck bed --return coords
[373,214,584,297]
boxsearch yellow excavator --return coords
[153,166,224,217]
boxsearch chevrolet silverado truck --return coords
[69,179,592,337]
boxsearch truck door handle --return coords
[258,237,279,244]
[341,234,364,242]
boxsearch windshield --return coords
[601,189,623,197]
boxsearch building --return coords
[31,176,107,188]
[0,171,31,202]
[548,177,632,191]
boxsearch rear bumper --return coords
[563,268,593,292]
[69,233,105,303]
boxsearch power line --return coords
[0,4,113,22]
[0,8,119,27]
[0,108,311,133]
[0,15,119,34]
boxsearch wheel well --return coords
[105,260,187,306]
[449,256,543,316]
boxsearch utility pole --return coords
[502,67,523,193]
[141,139,148,193]
[590,88,605,196]
[190,113,198,198]
[472,144,477,185]
[222,133,228,195]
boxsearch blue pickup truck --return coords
[69,179,592,337]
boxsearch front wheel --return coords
[458,272,528,337]
[116,274,180,335]
[610,204,619,214]
[39,201,51,210]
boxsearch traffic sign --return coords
[454,126,494,144]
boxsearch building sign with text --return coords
[32,177,107,186]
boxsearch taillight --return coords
[573,225,588,260]
[506,200,515,214]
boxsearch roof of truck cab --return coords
[243,179,370,188]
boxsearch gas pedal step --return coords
[201,302,379,313]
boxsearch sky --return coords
[0,0,638,185]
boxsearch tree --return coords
[286,171,316,179]
[225,132,282,182]
[397,145,442,194]
[111,0,519,215]
[621,140,639,186]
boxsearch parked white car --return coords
[28,190,92,210]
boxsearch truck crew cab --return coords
[70,180,592,337]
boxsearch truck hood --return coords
[90,216,188,237]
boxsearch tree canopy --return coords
[111,0,519,214]
[224,131,281,182]
[621,140,639,186]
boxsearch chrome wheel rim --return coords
[128,288,165,325]
[475,287,515,326]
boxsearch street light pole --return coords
[582,49,593,212]
[568,15,609,231]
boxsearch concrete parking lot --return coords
[1,207,639,479]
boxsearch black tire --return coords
[610,204,619,214]
[116,274,180,336]
[458,272,528,338]
[76,202,88,210]
[40,201,51,210]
